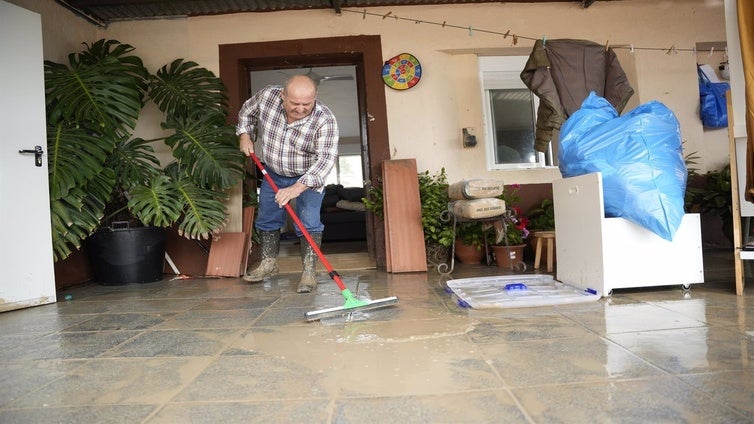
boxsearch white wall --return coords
[6,0,100,62]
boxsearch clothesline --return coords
[340,8,725,56]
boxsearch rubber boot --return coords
[297,232,322,293]
[243,230,280,282]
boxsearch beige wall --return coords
[7,0,100,63]
[14,0,728,184]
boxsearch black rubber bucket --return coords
[86,224,166,285]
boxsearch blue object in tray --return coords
[504,283,527,291]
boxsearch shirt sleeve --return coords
[298,115,339,189]
[236,90,263,136]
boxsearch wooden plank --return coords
[727,90,745,295]
[381,159,427,272]
[205,232,247,277]
[163,226,209,276]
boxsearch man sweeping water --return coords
[237,74,339,293]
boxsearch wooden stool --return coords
[533,231,556,272]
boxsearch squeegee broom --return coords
[249,154,398,321]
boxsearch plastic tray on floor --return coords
[446,274,600,309]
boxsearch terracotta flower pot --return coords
[491,244,526,269]
[454,238,485,264]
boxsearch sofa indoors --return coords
[320,184,367,242]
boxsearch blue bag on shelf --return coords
[558,92,687,241]
[698,65,730,128]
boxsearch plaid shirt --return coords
[236,85,339,189]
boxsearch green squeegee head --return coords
[305,289,399,321]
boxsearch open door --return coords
[0,1,57,311]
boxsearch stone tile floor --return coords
[0,249,752,423]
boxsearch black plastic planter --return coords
[86,223,166,285]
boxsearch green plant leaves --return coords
[45,39,243,262]
[173,179,229,240]
[149,59,228,117]
[527,198,555,231]
[47,122,113,200]
[162,110,245,189]
[418,168,454,248]
[128,175,183,227]
[364,168,455,248]
[107,136,161,189]
[44,54,144,135]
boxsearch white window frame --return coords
[479,56,550,170]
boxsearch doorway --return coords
[219,35,390,267]
[250,65,367,262]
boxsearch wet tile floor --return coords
[0,249,753,423]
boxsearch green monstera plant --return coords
[46,39,245,261]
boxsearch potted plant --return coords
[46,39,245,284]
[526,197,557,270]
[490,184,531,269]
[685,163,733,244]
[527,198,555,232]
[417,169,455,262]
[453,221,490,264]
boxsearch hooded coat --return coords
[520,38,634,152]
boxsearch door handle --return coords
[19,145,43,167]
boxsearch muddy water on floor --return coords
[230,316,487,396]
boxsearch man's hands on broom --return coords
[275,183,307,207]
[239,133,254,156]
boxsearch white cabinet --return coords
[553,172,704,295]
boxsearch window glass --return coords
[479,56,554,170]
[325,154,363,187]
[489,88,538,165]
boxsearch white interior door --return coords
[0,1,57,312]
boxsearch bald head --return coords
[281,75,318,123]
[284,74,317,96]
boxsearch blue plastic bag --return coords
[698,65,730,128]
[559,92,687,241]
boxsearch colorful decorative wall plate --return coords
[382,53,422,90]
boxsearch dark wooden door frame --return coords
[219,35,389,267]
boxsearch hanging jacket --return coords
[520,38,634,152]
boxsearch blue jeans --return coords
[255,169,324,236]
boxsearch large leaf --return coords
[174,178,228,239]
[107,136,161,190]
[128,175,183,227]
[77,39,149,102]
[49,169,114,261]
[47,121,113,200]
[149,59,228,118]
[162,110,245,190]
[44,43,146,136]
[44,60,139,135]
[127,172,229,240]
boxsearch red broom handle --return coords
[249,154,347,291]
